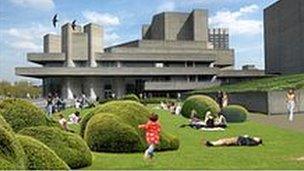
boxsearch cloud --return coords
[156,1,176,13]
[209,4,262,35]
[9,0,55,10]
[82,11,120,26]
[1,24,55,51]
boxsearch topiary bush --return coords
[121,94,140,102]
[0,125,26,170]
[83,100,179,153]
[0,98,48,132]
[181,95,220,119]
[0,114,13,132]
[222,105,248,123]
[85,113,144,152]
[17,135,69,170]
[19,126,92,169]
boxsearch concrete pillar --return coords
[61,23,75,67]
[62,78,74,99]
[114,78,125,98]
[84,23,103,67]
[86,78,97,100]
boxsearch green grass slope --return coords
[191,73,304,94]
[84,106,304,170]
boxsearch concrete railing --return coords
[145,81,220,91]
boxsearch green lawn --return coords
[57,106,304,170]
[191,73,304,94]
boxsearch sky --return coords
[0,0,278,84]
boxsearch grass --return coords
[56,105,304,169]
[191,73,304,94]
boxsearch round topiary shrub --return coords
[0,115,13,132]
[19,126,92,169]
[83,100,179,153]
[85,113,144,152]
[181,95,220,119]
[17,135,69,170]
[121,94,140,102]
[0,125,26,170]
[222,105,248,123]
[0,98,47,132]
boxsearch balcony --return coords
[144,81,220,91]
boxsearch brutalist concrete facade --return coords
[16,9,265,100]
[264,0,304,74]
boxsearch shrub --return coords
[0,125,26,170]
[19,126,92,169]
[121,94,140,102]
[181,95,220,119]
[222,105,248,123]
[0,114,13,132]
[83,100,179,152]
[0,98,47,132]
[85,113,144,152]
[17,135,69,170]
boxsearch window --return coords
[189,76,196,82]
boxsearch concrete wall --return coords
[43,34,61,53]
[268,89,304,115]
[72,32,88,60]
[206,89,304,115]
[264,0,304,74]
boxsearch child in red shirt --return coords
[138,113,161,159]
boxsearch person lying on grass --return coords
[180,111,227,129]
[205,135,263,147]
[138,113,161,160]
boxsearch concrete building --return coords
[16,9,265,100]
[264,0,304,74]
[208,28,229,50]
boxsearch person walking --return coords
[286,89,296,121]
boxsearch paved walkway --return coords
[249,113,304,133]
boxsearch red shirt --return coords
[139,121,161,145]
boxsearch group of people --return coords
[46,93,66,117]
[58,111,82,132]
[74,94,94,109]
[160,101,182,115]
[180,110,227,130]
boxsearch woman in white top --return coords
[286,89,296,121]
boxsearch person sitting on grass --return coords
[138,113,161,160]
[58,114,68,131]
[68,111,81,124]
[205,135,262,147]
[214,112,228,128]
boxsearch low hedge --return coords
[0,114,13,132]
[181,95,220,119]
[222,105,248,123]
[0,125,26,170]
[19,126,92,169]
[0,98,47,132]
[83,100,179,153]
[121,94,140,102]
[17,135,69,170]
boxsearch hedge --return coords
[17,135,69,170]
[181,95,220,119]
[83,100,179,152]
[0,98,47,132]
[121,94,140,102]
[0,125,26,170]
[19,126,92,169]
[85,113,144,152]
[0,114,13,132]
[222,105,248,123]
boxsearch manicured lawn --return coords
[191,73,304,94]
[57,106,304,169]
